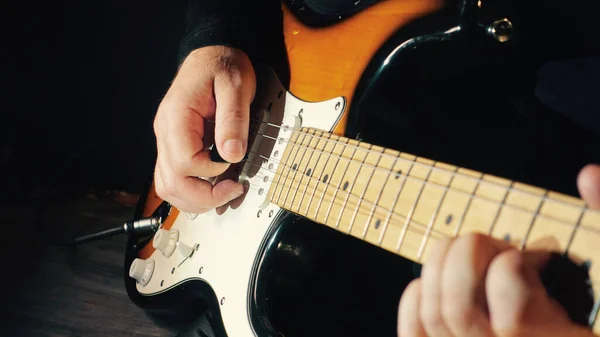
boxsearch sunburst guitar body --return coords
[124,1,600,336]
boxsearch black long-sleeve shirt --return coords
[178,0,282,65]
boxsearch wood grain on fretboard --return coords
[268,127,600,333]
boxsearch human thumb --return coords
[213,63,256,164]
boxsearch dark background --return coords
[2,0,187,202]
[1,1,187,336]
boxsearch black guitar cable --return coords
[68,217,161,245]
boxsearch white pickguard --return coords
[134,67,346,337]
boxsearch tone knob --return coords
[152,228,179,257]
[129,258,155,286]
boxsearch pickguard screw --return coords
[257,210,262,218]
[269,210,274,218]
[199,267,203,274]
[220,297,226,305]
[335,102,341,110]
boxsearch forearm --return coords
[179,0,282,64]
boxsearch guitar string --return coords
[238,157,600,243]
[238,165,448,255]
[251,121,594,216]
[238,161,600,268]
[241,162,447,237]
[238,140,600,237]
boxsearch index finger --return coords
[164,104,231,178]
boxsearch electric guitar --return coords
[124,0,600,336]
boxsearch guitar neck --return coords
[267,127,600,330]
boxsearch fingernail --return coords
[223,139,243,156]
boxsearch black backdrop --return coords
[3,0,187,201]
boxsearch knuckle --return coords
[218,109,248,124]
[421,309,445,331]
[171,157,193,175]
[159,175,179,199]
[489,249,520,277]
[154,179,169,200]
[402,279,421,302]
[222,67,245,88]
[456,232,488,252]
[442,303,474,332]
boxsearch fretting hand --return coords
[398,163,600,337]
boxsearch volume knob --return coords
[152,228,179,257]
[129,258,155,286]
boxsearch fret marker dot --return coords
[445,214,453,225]
[374,219,381,229]
[292,163,297,171]
[395,170,402,179]
[343,181,349,190]
[323,174,329,183]
[503,234,511,242]
[306,168,312,176]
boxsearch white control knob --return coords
[129,258,155,286]
[177,242,195,258]
[152,228,179,257]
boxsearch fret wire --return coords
[452,173,484,237]
[518,190,549,250]
[324,140,360,225]
[590,299,600,329]
[487,181,513,236]
[269,131,292,203]
[291,129,325,212]
[250,159,600,243]
[362,151,400,239]
[280,129,312,207]
[396,163,436,252]
[259,125,590,216]
[250,161,442,240]
[259,148,600,237]
[564,205,588,257]
[378,155,418,246]
[417,166,459,261]
[273,129,303,204]
[347,144,383,234]
[301,131,333,215]
[314,137,350,220]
